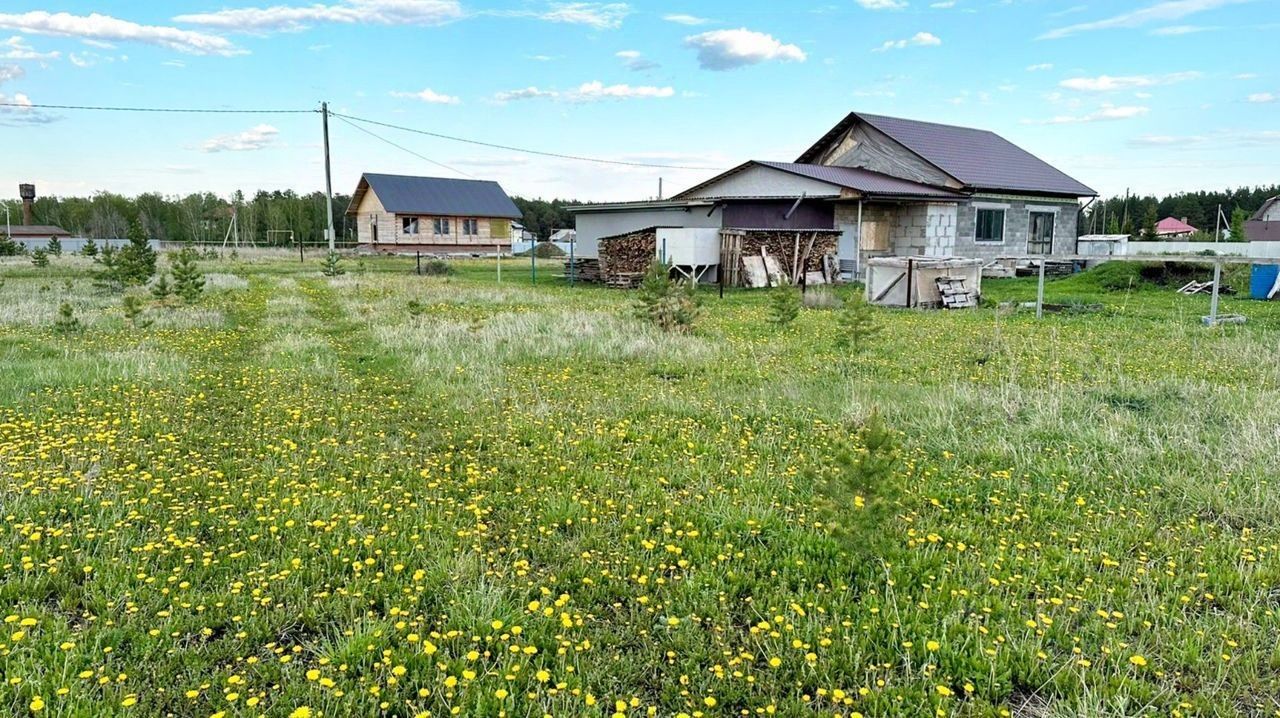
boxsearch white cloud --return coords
[856,0,908,8]
[390,88,461,104]
[1150,24,1219,34]
[201,124,279,152]
[538,3,630,29]
[1026,62,1054,71]
[0,91,58,125]
[493,80,674,103]
[1,36,59,60]
[1041,0,1251,40]
[662,13,710,25]
[1130,129,1280,147]
[0,63,22,84]
[174,0,462,32]
[873,31,941,51]
[1233,72,1258,80]
[0,11,242,56]
[684,28,806,70]
[1024,103,1150,124]
[930,1,957,8]
[1059,71,1201,91]
[616,49,659,71]
[1247,92,1276,103]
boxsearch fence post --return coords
[531,240,536,284]
[416,251,421,276]
[496,243,501,283]
[1036,260,1046,319]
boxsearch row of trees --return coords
[1081,185,1279,240]
[15,191,587,246]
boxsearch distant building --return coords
[5,225,71,243]
[1246,197,1280,242]
[1155,217,1197,238]
[345,173,523,253]
[550,228,576,243]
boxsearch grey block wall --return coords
[954,195,1080,259]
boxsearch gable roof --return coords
[6,225,71,237]
[1250,196,1279,222]
[1156,217,1197,234]
[346,173,522,218]
[796,112,1096,197]
[672,160,966,202]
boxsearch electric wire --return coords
[332,113,475,179]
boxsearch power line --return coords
[331,111,724,171]
[0,101,315,114]
[332,113,475,179]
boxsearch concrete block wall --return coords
[954,196,1080,259]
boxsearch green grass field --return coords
[1,252,1277,718]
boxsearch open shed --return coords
[866,257,984,308]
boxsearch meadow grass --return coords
[0,253,1277,718]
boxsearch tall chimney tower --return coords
[18,184,35,226]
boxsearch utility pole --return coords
[1214,203,1221,242]
[322,101,336,252]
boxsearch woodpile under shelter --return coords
[346,173,521,254]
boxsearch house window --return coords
[1029,211,1055,255]
[402,217,419,235]
[433,218,451,236]
[975,208,1005,243]
[462,218,479,236]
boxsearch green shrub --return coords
[53,302,82,334]
[420,259,453,276]
[121,293,153,329]
[635,261,700,333]
[768,288,801,326]
[0,234,22,256]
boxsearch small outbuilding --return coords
[1155,217,1197,238]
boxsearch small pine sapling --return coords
[150,273,173,300]
[46,237,62,256]
[122,293,153,329]
[171,249,205,303]
[81,239,99,258]
[835,292,881,357]
[31,248,49,267]
[635,261,700,333]
[768,288,801,327]
[53,302,82,334]
[321,250,346,277]
[117,219,157,286]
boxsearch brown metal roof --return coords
[671,160,966,202]
[796,112,1096,197]
[5,225,70,237]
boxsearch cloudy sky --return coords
[0,0,1275,203]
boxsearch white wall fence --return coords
[511,240,575,256]
[1077,236,1278,259]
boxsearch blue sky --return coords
[0,0,1275,203]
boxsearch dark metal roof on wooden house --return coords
[796,112,1096,197]
[1247,196,1280,242]
[345,173,522,218]
[5,224,71,237]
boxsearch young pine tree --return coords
[634,260,700,333]
[768,288,802,327]
[121,293,153,329]
[81,239,99,258]
[94,244,122,291]
[835,292,881,359]
[321,250,346,277]
[30,248,49,267]
[46,237,62,256]
[117,219,157,286]
[150,273,173,300]
[171,249,205,303]
[53,302,82,334]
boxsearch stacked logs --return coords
[738,230,840,281]
[599,229,657,288]
[563,258,601,283]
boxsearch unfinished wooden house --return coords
[346,173,522,253]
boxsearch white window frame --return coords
[973,205,1007,244]
[401,216,419,235]
[1027,209,1057,255]
[433,218,451,236]
[462,218,479,236]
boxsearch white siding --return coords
[679,165,842,200]
[575,206,724,259]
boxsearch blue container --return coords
[1251,264,1279,300]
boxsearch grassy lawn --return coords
[0,252,1277,718]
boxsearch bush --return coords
[768,288,801,326]
[420,259,454,276]
[635,261,700,333]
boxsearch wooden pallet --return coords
[935,276,977,309]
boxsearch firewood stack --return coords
[738,230,840,281]
[563,258,601,283]
[599,229,657,287]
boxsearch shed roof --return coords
[673,160,966,201]
[5,225,71,237]
[346,173,522,218]
[796,112,1096,197]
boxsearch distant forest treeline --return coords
[8,185,1277,245]
[9,190,586,245]
[1082,185,1279,239]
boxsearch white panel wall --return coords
[679,165,842,200]
[574,206,723,259]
